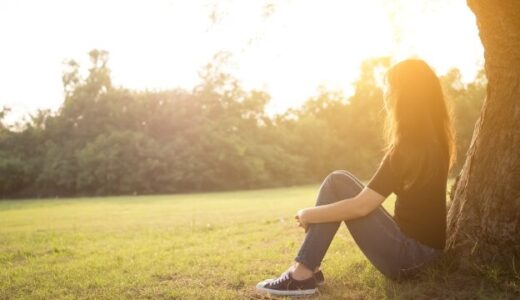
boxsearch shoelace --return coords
[270,271,290,286]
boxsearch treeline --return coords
[0,51,485,199]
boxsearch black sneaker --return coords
[314,270,325,286]
[256,271,317,296]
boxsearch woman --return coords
[256,58,456,296]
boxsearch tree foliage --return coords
[0,51,485,199]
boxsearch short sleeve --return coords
[367,153,398,198]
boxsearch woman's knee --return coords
[325,170,364,196]
[327,170,362,185]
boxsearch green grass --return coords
[0,182,516,299]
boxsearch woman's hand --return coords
[295,208,310,233]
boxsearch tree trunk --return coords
[447,0,520,267]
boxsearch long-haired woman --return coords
[256,58,456,296]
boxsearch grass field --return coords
[0,183,517,299]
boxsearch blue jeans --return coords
[294,170,443,280]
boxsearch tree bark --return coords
[447,0,520,267]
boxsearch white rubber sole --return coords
[255,282,316,296]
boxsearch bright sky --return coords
[0,0,483,124]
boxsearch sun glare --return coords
[0,0,483,122]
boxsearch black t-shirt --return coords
[367,150,448,250]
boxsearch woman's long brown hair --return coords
[383,59,457,191]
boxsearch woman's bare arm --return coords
[298,187,386,224]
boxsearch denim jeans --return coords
[294,170,444,280]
